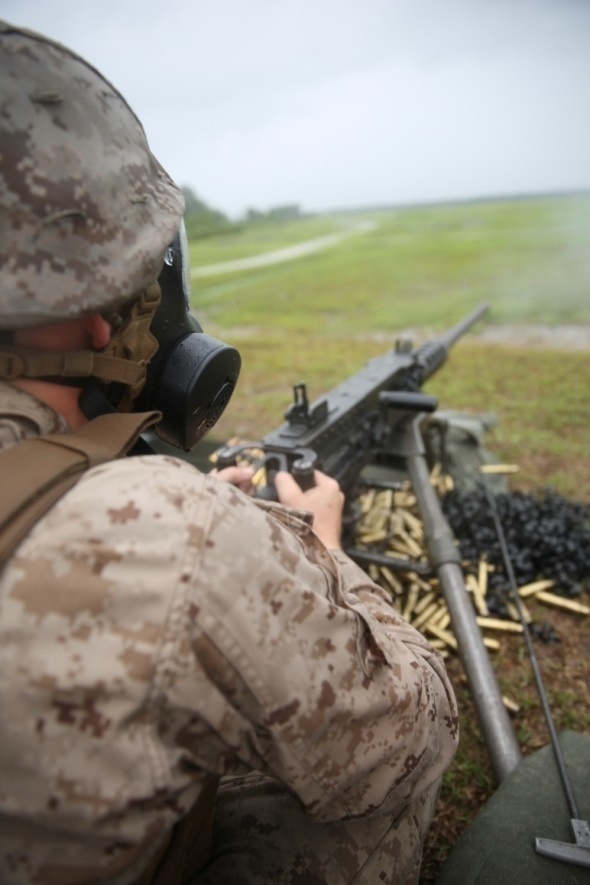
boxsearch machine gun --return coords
[215,303,489,500]
[216,301,524,784]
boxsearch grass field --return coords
[192,193,590,334]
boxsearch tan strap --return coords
[0,410,160,566]
[0,346,147,385]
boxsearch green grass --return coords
[424,344,590,499]
[191,194,590,333]
[187,193,590,501]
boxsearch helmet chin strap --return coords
[79,281,162,432]
[98,280,162,412]
[77,279,164,455]
[0,282,162,419]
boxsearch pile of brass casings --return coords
[352,466,590,666]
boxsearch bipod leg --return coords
[401,418,522,782]
[535,818,590,869]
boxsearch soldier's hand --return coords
[210,465,255,494]
[274,470,344,550]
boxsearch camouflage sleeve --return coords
[0,453,458,880]
[159,463,459,822]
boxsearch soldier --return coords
[0,21,458,885]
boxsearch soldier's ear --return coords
[82,315,111,350]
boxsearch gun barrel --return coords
[437,301,489,350]
[410,301,489,386]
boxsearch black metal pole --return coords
[481,480,580,819]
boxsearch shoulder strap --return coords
[0,410,160,566]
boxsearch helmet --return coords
[0,22,241,451]
[0,21,184,328]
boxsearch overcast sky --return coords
[3,0,590,218]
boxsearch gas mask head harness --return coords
[81,223,242,451]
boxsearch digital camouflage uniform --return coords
[0,383,459,884]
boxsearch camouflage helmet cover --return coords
[0,21,185,328]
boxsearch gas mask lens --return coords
[162,219,193,306]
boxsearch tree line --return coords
[182,186,305,239]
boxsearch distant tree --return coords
[180,185,241,240]
[181,186,209,216]
[268,204,303,221]
[245,207,264,223]
[242,204,305,224]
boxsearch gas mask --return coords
[80,224,241,451]
[135,226,241,450]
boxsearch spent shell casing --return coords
[478,556,488,598]
[426,623,458,651]
[397,529,423,559]
[518,579,555,598]
[381,489,394,510]
[434,610,451,630]
[401,508,424,540]
[412,602,440,631]
[402,584,420,620]
[479,464,520,474]
[360,489,376,514]
[414,574,437,593]
[502,695,520,713]
[476,617,524,633]
[251,466,267,488]
[379,566,404,595]
[413,591,437,616]
[396,492,417,509]
[358,529,389,544]
[535,592,590,615]
[467,572,489,617]
[430,463,442,483]
[357,511,385,533]
[390,510,404,537]
[422,605,449,630]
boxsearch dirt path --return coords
[470,325,590,350]
[355,325,590,352]
[192,220,377,278]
